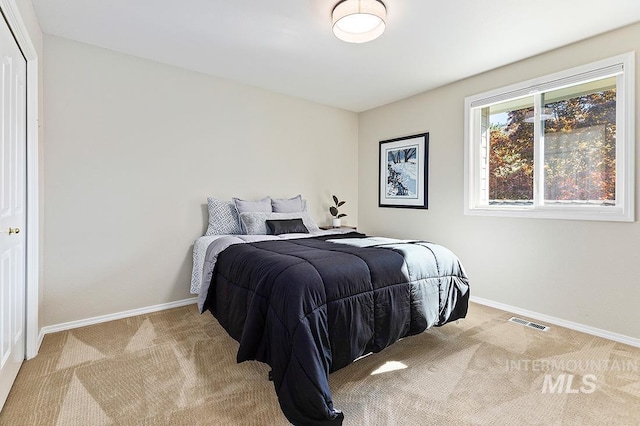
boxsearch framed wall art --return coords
[378,132,429,209]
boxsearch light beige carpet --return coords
[1,302,639,425]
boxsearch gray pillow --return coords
[233,197,273,213]
[271,195,304,213]
[205,198,243,235]
[240,211,319,235]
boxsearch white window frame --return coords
[464,53,635,222]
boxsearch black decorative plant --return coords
[329,195,347,219]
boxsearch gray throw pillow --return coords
[233,197,273,213]
[205,198,243,235]
[240,211,319,235]
[271,195,304,213]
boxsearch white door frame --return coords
[0,0,40,359]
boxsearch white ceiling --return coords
[31,0,640,112]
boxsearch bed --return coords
[191,196,470,425]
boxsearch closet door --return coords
[0,11,27,411]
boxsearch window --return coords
[464,53,635,222]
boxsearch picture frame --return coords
[379,132,429,209]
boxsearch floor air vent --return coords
[508,317,550,331]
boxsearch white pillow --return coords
[239,211,320,235]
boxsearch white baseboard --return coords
[40,297,198,336]
[25,329,46,360]
[36,296,639,352]
[470,296,640,348]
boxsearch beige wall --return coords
[43,35,358,326]
[358,23,640,340]
[41,23,640,340]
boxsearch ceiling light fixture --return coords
[332,0,387,44]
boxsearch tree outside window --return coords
[464,53,634,222]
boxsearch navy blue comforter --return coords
[203,233,469,425]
